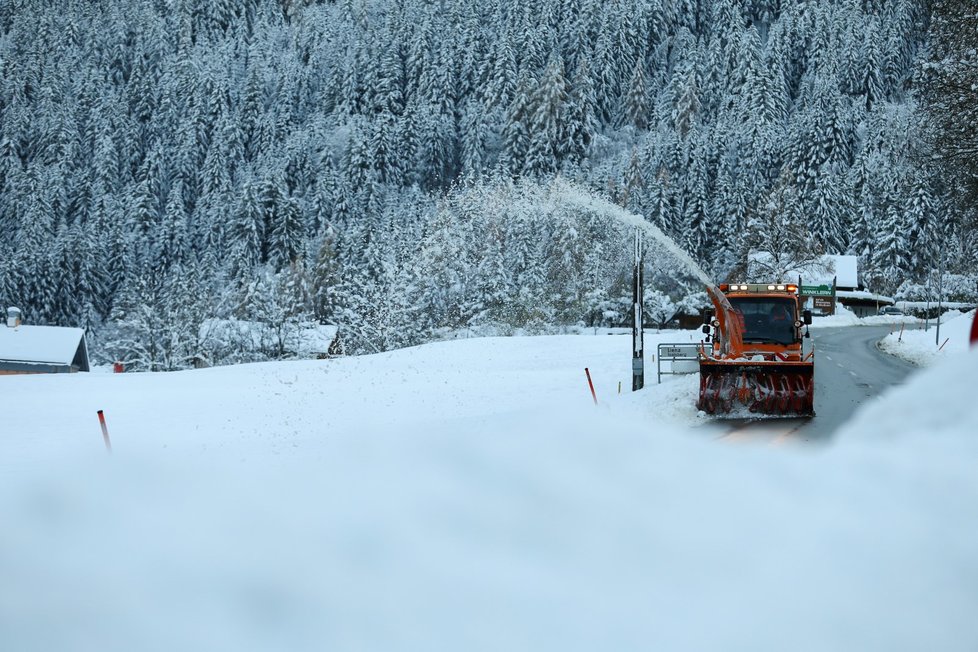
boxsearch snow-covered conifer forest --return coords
[0,0,974,369]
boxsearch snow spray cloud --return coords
[548,178,714,287]
[545,178,737,341]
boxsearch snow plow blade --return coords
[698,360,814,416]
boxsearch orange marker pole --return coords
[585,368,598,405]
[97,410,112,452]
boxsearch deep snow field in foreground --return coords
[2,328,977,651]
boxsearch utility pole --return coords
[632,231,644,391]
[936,245,944,346]
[924,272,930,332]
[874,272,880,316]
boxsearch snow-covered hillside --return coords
[2,330,977,651]
[6,0,971,370]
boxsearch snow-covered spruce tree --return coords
[460,98,491,177]
[500,71,534,177]
[562,57,598,167]
[159,179,190,271]
[670,46,702,140]
[266,175,304,269]
[871,178,912,295]
[622,61,650,130]
[807,164,849,256]
[227,176,266,285]
[525,54,570,178]
[680,134,712,263]
[904,172,938,279]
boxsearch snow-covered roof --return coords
[0,325,87,365]
[829,255,858,288]
[837,289,894,303]
[747,252,858,288]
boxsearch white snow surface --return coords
[0,324,86,364]
[880,310,976,366]
[2,329,977,651]
[747,252,858,287]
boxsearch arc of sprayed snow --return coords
[547,178,738,355]
[547,178,713,286]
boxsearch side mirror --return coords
[702,309,713,325]
[701,324,710,334]
[804,330,811,339]
[803,309,812,325]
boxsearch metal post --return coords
[832,275,837,316]
[875,273,880,316]
[925,272,930,332]
[632,231,644,391]
[936,248,944,346]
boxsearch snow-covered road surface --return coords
[2,330,977,651]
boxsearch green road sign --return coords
[801,284,833,296]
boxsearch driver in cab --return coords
[769,303,793,327]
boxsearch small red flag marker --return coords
[97,410,112,452]
[585,368,598,406]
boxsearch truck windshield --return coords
[727,297,797,345]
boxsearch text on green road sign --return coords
[801,284,833,296]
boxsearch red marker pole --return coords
[585,368,598,405]
[971,311,978,347]
[97,410,112,452]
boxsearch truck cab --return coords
[714,284,812,357]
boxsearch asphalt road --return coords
[712,325,919,445]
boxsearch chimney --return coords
[7,307,22,328]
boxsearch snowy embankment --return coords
[2,330,977,651]
[879,310,976,366]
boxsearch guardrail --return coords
[657,343,701,383]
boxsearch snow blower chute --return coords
[698,283,815,416]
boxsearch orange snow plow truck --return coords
[698,283,814,416]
